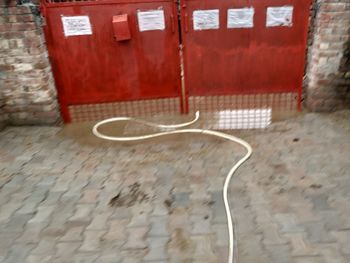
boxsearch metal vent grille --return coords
[69,98,181,122]
[188,93,298,129]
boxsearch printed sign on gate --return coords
[193,9,219,30]
[137,10,166,32]
[227,8,255,29]
[266,6,294,27]
[61,16,92,37]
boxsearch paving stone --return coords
[72,252,99,263]
[190,214,213,235]
[259,223,288,245]
[123,227,148,250]
[284,233,319,256]
[274,213,305,233]
[149,216,169,237]
[293,257,326,263]
[55,242,80,260]
[292,204,321,223]
[60,226,84,242]
[27,205,55,224]
[51,178,71,192]
[3,244,35,263]
[110,207,131,220]
[31,238,56,255]
[0,202,24,223]
[189,183,210,201]
[16,223,46,244]
[127,204,152,227]
[254,205,275,224]
[79,230,106,252]
[265,244,292,263]
[102,219,128,247]
[95,252,123,263]
[331,230,350,255]
[0,232,21,260]
[16,191,48,215]
[152,202,169,216]
[79,189,99,204]
[2,213,32,233]
[25,254,52,263]
[318,244,344,263]
[319,211,346,231]
[309,194,331,211]
[168,228,194,262]
[173,192,190,208]
[235,209,257,235]
[303,222,337,243]
[211,191,226,224]
[168,208,191,233]
[191,236,216,262]
[87,212,111,230]
[40,191,64,206]
[213,224,228,247]
[144,237,169,261]
[68,204,94,225]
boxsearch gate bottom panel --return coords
[188,92,298,130]
[69,97,181,122]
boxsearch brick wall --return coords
[0,0,60,125]
[306,0,350,111]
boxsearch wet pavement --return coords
[0,110,349,263]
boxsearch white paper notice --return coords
[61,16,92,37]
[227,8,254,29]
[138,10,165,32]
[266,6,293,27]
[193,9,219,30]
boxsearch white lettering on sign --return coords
[266,6,293,27]
[193,9,219,30]
[61,16,92,37]
[137,10,165,32]
[227,7,254,29]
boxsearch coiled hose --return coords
[92,112,252,263]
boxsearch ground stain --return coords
[109,182,150,207]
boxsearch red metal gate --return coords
[180,0,311,127]
[42,0,311,126]
[41,0,182,122]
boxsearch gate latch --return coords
[112,14,131,41]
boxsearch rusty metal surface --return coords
[180,0,311,112]
[42,0,182,122]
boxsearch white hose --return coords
[92,112,252,263]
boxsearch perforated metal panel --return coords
[69,98,181,122]
[188,93,297,129]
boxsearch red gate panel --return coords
[180,0,311,114]
[42,0,182,122]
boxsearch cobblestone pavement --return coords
[0,110,349,263]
